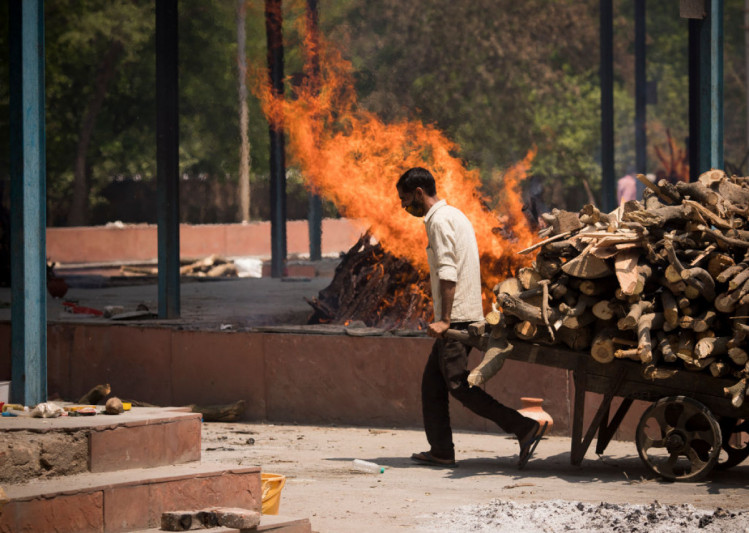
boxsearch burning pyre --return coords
[306,232,433,331]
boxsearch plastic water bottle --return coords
[352,459,385,474]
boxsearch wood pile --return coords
[306,232,433,330]
[483,170,749,407]
[120,255,238,277]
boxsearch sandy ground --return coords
[201,421,749,533]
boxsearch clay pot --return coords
[47,276,68,299]
[518,397,553,432]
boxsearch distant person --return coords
[617,172,637,204]
[522,175,548,229]
[396,167,547,469]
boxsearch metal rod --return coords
[9,0,47,406]
[634,0,647,190]
[689,16,701,181]
[156,0,180,318]
[266,0,287,277]
[306,0,322,261]
[599,0,615,211]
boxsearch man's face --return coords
[398,187,427,217]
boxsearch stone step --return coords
[2,407,201,483]
[1,462,261,533]
[132,514,312,533]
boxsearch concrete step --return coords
[132,514,312,533]
[1,462,261,533]
[1,407,201,483]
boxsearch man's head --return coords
[396,167,437,218]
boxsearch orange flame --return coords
[252,22,536,304]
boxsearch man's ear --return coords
[414,187,424,201]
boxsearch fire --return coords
[252,18,537,306]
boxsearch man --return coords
[396,167,546,469]
[617,172,637,204]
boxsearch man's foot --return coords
[517,421,548,470]
[411,451,457,467]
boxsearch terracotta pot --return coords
[518,397,553,432]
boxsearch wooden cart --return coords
[487,338,749,482]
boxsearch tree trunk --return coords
[68,41,123,226]
[237,0,251,222]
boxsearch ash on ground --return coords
[417,500,749,533]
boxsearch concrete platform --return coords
[1,463,261,533]
[1,407,202,483]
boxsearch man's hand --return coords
[427,319,451,338]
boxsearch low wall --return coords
[0,323,646,443]
[46,219,365,264]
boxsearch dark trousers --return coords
[422,324,533,460]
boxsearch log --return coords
[556,326,592,351]
[707,253,735,279]
[710,361,730,378]
[78,383,111,405]
[495,277,523,297]
[660,290,679,328]
[680,267,715,301]
[675,180,721,208]
[467,339,513,387]
[642,364,679,380]
[592,299,617,321]
[550,209,583,235]
[656,332,677,363]
[561,246,613,279]
[724,378,748,409]
[617,300,654,331]
[514,321,538,340]
[496,293,559,325]
[191,400,246,422]
[517,268,541,291]
[614,348,641,361]
[637,312,664,364]
[694,336,730,359]
[485,302,503,326]
[729,347,749,366]
[590,328,617,364]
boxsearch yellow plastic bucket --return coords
[261,473,286,515]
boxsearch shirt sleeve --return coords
[429,217,458,282]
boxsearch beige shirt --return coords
[424,200,484,322]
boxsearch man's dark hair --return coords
[397,167,437,196]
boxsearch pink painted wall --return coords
[45,219,366,264]
[0,323,647,444]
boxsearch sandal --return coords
[518,421,548,470]
[411,450,457,467]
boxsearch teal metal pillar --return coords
[634,0,647,181]
[9,0,47,406]
[701,0,723,173]
[689,0,723,178]
[156,0,180,318]
[600,0,615,211]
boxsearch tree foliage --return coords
[2,0,749,224]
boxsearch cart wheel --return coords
[716,418,749,470]
[636,396,722,482]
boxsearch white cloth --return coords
[423,200,484,323]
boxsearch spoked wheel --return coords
[716,418,749,470]
[636,396,722,482]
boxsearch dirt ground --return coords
[201,421,749,533]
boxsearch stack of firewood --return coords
[487,170,749,407]
[306,232,433,330]
[120,255,238,277]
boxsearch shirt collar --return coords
[423,199,447,224]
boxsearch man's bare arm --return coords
[428,279,455,338]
